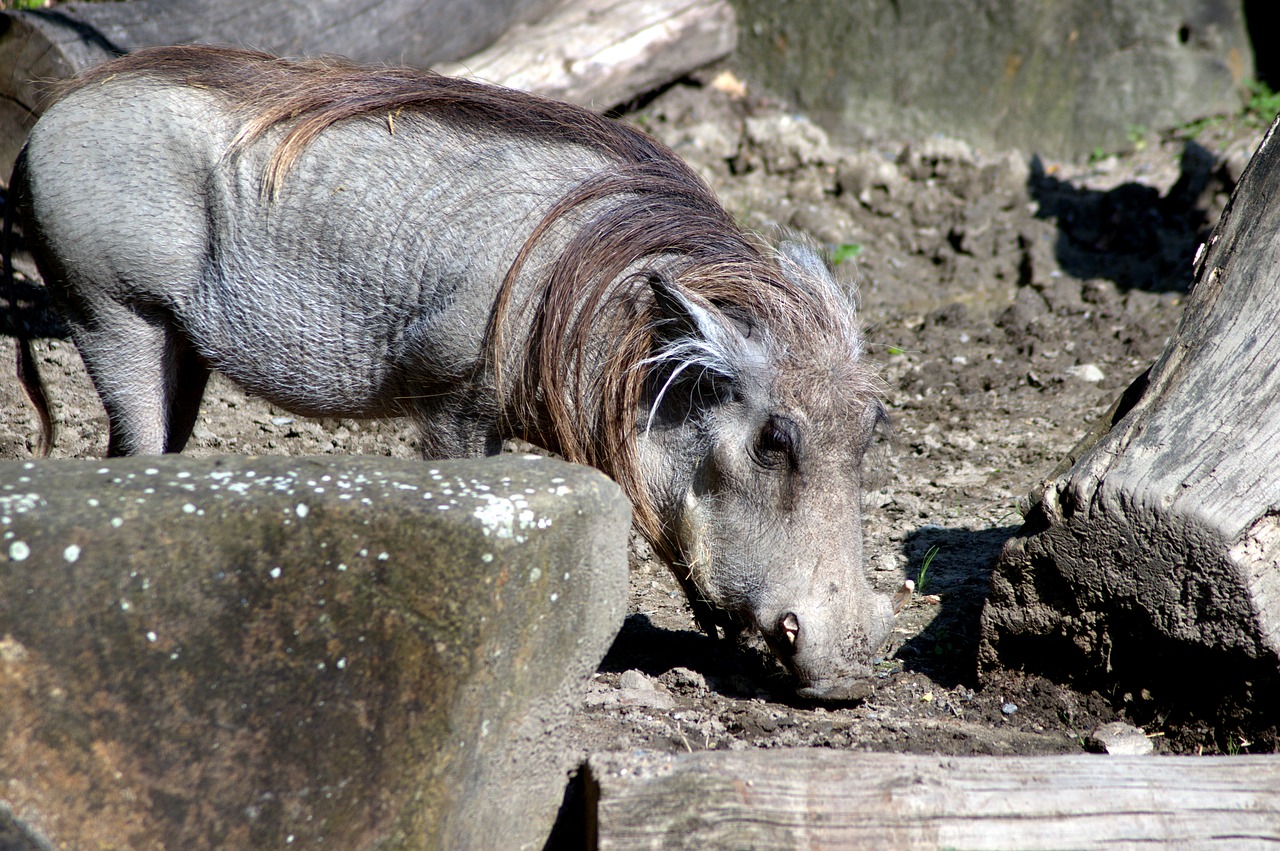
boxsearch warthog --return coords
[8,45,901,699]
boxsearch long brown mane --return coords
[489,166,878,554]
[65,45,676,198]
[63,46,875,555]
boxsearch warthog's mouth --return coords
[795,677,876,703]
[789,580,914,704]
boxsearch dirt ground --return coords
[1,65,1269,761]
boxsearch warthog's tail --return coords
[3,151,55,456]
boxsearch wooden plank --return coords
[435,0,737,109]
[587,749,1280,849]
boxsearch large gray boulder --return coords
[730,0,1253,160]
[0,454,630,850]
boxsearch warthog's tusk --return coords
[781,611,800,645]
[892,579,915,615]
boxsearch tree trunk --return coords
[586,749,1280,849]
[979,116,1280,739]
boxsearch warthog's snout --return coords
[795,676,877,703]
[762,587,899,703]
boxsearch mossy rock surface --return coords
[0,453,630,850]
[731,0,1252,160]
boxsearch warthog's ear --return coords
[646,274,760,411]
[777,239,833,285]
[649,273,744,367]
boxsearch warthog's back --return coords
[21,69,611,418]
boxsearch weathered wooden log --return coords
[586,749,1280,849]
[434,0,737,110]
[0,0,562,174]
[978,117,1280,737]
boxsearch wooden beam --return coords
[0,0,736,179]
[587,749,1280,849]
[435,0,737,110]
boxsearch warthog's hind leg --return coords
[163,337,211,454]
[71,305,209,456]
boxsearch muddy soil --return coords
[1,65,1269,762]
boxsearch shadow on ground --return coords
[598,612,720,680]
[2,187,67,340]
[896,523,1020,689]
[1027,139,1223,293]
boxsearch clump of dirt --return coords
[1,64,1267,758]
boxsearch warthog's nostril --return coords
[780,611,800,648]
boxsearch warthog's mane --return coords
[65,46,878,554]
[64,44,677,199]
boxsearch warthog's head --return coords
[639,240,897,701]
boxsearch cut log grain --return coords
[0,0,562,75]
[586,749,1280,849]
[978,116,1280,738]
[434,0,737,110]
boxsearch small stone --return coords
[744,113,834,173]
[616,673,675,710]
[677,121,740,162]
[618,669,652,691]
[892,579,915,615]
[709,70,747,99]
[1067,363,1106,383]
[1085,721,1154,755]
[1000,702,1018,716]
[836,150,904,205]
[663,666,707,692]
[945,433,978,452]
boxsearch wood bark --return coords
[0,0,736,178]
[979,116,1280,734]
[586,749,1280,849]
[433,0,737,110]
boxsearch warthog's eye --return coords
[753,415,800,470]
